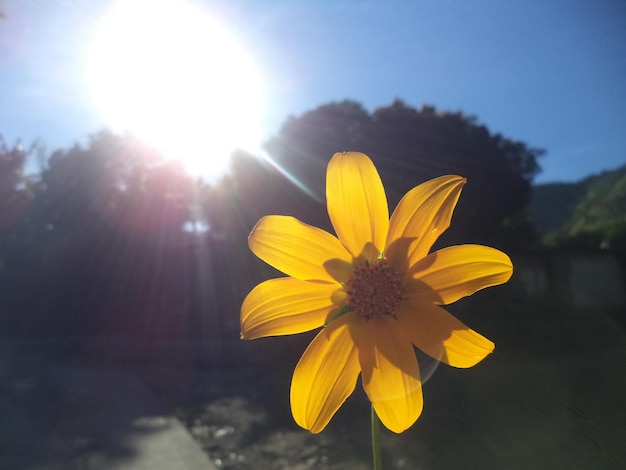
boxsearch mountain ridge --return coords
[531,163,626,237]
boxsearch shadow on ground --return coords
[0,348,213,470]
[1,298,625,469]
[141,299,626,469]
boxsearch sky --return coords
[0,0,625,184]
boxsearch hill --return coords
[531,163,626,267]
[531,164,626,236]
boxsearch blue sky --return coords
[1,0,625,183]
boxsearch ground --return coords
[137,302,626,469]
[1,301,625,469]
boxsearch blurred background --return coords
[0,1,625,469]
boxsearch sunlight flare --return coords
[86,0,265,179]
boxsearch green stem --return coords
[371,404,382,470]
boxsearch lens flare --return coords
[87,0,265,179]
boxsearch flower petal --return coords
[326,152,389,260]
[249,215,353,282]
[241,278,345,340]
[290,313,361,433]
[358,316,423,433]
[396,300,495,368]
[406,244,513,305]
[386,175,465,271]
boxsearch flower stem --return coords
[371,404,382,470]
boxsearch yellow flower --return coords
[241,152,513,433]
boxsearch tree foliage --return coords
[0,131,214,338]
[533,164,626,268]
[260,99,543,248]
[0,100,544,339]
[0,139,31,232]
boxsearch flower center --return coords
[345,258,404,320]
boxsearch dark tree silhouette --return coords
[0,139,31,232]
[256,99,543,248]
[0,131,206,339]
[0,99,543,342]
[366,101,542,247]
[264,101,372,202]
[203,149,326,236]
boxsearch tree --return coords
[264,100,372,202]
[256,99,542,248]
[0,131,203,338]
[203,148,326,236]
[0,137,31,232]
[366,101,542,247]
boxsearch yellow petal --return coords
[357,316,423,433]
[290,313,361,433]
[386,175,465,271]
[326,152,389,261]
[396,300,494,368]
[249,215,353,282]
[406,244,513,305]
[241,278,345,340]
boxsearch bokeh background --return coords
[0,1,625,469]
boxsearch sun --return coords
[86,0,265,179]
